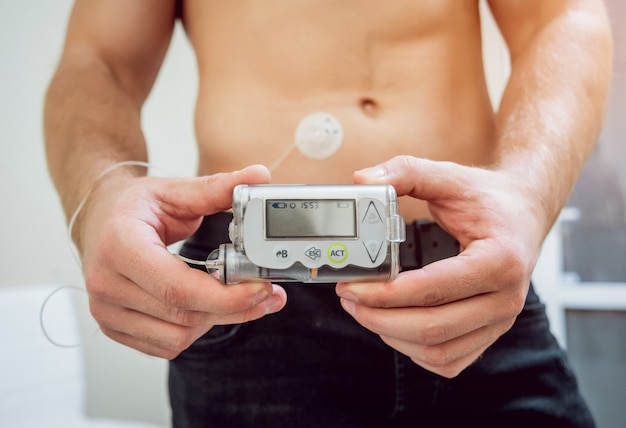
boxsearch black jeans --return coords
[170,213,595,427]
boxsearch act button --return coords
[328,243,348,264]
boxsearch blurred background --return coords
[0,1,624,427]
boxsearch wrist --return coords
[68,161,151,258]
[491,161,560,249]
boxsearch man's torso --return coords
[180,0,496,219]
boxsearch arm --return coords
[45,0,174,229]
[338,0,612,377]
[44,0,286,358]
[489,0,613,241]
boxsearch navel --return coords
[359,97,379,118]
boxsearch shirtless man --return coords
[44,0,612,426]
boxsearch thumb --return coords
[159,164,271,217]
[353,156,468,202]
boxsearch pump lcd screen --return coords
[266,199,356,238]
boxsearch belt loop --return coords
[399,221,421,272]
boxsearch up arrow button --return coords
[362,201,383,224]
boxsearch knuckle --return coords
[99,325,118,342]
[84,271,112,302]
[495,258,529,316]
[495,243,528,284]
[420,346,457,370]
[501,260,526,290]
[162,343,185,360]
[173,307,192,325]
[500,317,517,337]
[416,319,449,345]
[84,270,103,296]
[371,295,392,310]
[357,310,382,335]
[222,297,250,315]
[163,349,181,360]
[506,288,527,317]
[420,286,449,307]
[397,155,418,174]
[161,282,189,308]
[165,331,198,359]
[431,363,465,379]
[362,282,397,309]
[172,307,205,326]
[88,301,109,326]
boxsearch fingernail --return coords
[357,166,386,177]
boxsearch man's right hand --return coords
[77,164,286,359]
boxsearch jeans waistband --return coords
[181,212,460,271]
[181,212,539,304]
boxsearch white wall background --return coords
[1,1,197,426]
[0,1,198,289]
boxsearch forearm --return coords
[44,54,149,223]
[493,6,613,237]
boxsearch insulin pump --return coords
[206,184,406,284]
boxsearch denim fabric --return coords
[169,213,595,427]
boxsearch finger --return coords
[146,165,271,245]
[93,205,285,315]
[143,249,286,314]
[380,319,512,378]
[353,156,471,202]
[95,305,209,359]
[90,274,214,327]
[90,272,286,327]
[157,164,271,218]
[339,292,518,347]
[89,234,287,314]
[338,242,518,308]
[93,286,286,359]
[336,257,488,309]
[100,328,183,359]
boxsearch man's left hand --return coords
[337,156,546,378]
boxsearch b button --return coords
[273,246,291,264]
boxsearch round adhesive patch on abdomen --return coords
[294,112,344,160]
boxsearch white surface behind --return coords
[0,285,163,428]
[0,0,195,425]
